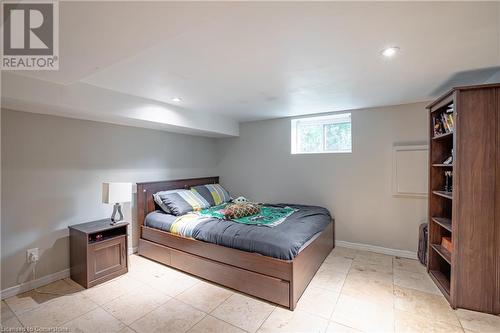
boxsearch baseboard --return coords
[1,269,70,300]
[128,246,138,255]
[336,240,418,259]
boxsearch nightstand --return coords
[69,219,128,288]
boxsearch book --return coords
[443,155,453,165]
[446,113,454,131]
[441,113,450,132]
[441,236,453,253]
[434,110,454,136]
[433,116,444,136]
[444,171,453,192]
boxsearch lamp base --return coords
[111,203,123,225]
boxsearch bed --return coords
[137,177,335,310]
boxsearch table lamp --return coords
[102,182,132,224]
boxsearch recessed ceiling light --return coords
[381,46,400,58]
[171,97,182,102]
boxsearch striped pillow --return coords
[191,184,231,206]
[154,189,210,216]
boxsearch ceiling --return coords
[2,1,499,136]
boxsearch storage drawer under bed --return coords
[138,238,290,307]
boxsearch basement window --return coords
[291,113,352,154]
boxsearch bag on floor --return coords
[417,222,428,266]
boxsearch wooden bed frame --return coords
[137,177,334,310]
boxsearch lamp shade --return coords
[102,182,132,204]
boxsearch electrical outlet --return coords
[27,248,39,263]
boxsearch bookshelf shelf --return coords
[431,244,451,264]
[427,83,500,314]
[432,131,453,140]
[432,191,453,200]
[431,217,452,232]
[429,270,450,300]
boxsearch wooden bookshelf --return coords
[426,83,500,315]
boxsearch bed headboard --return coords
[136,176,219,227]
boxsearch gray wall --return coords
[216,102,429,253]
[1,109,218,290]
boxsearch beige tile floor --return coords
[2,247,500,333]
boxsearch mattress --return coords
[144,204,332,260]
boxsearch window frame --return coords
[291,113,352,155]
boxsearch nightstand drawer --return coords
[88,235,127,282]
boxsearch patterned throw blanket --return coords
[198,203,297,227]
[169,203,297,238]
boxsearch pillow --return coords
[224,203,260,219]
[153,191,171,213]
[191,184,231,206]
[154,189,210,216]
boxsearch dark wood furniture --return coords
[427,83,500,314]
[69,219,129,288]
[137,177,334,310]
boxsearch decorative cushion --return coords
[191,184,231,206]
[224,203,261,219]
[153,189,210,216]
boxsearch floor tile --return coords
[349,263,394,284]
[394,269,441,295]
[17,293,97,328]
[1,301,15,322]
[5,279,83,315]
[1,302,23,330]
[61,278,85,291]
[456,308,500,333]
[395,309,464,333]
[176,281,233,312]
[295,286,339,319]
[331,294,394,333]
[349,261,393,284]
[64,307,126,333]
[188,315,245,333]
[258,307,329,333]
[127,255,175,283]
[393,257,426,273]
[137,268,200,297]
[1,316,24,330]
[128,254,168,273]
[394,286,460,326]
[6,251,490,333]
[331,247,358,259]
[354,251,394,267]
[83,275,144,305]
[130,298,205,333]
[102,285,170,325]
[211,294,275,333]
[326,321,362,333]
[309,265,347,293]
[323,255,353,274]
[341,273,394,306]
